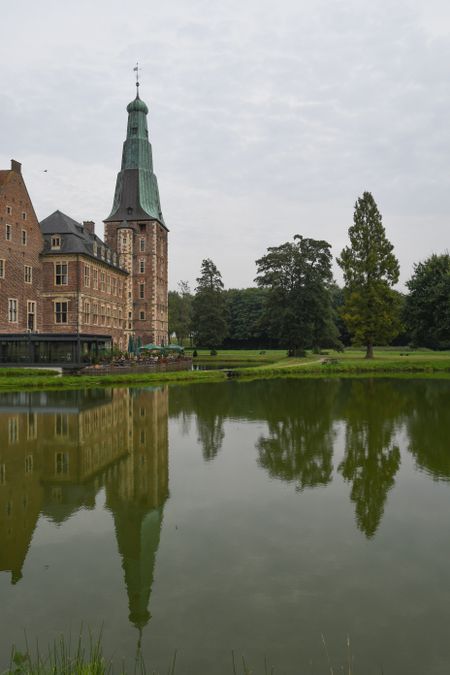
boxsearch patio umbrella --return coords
[140,343,164,351]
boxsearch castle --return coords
[0,84,168,364]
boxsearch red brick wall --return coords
[41,255,129,350]
[0,167,43,333]
[105,219,168,344]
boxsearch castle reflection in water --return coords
[0,387,168,632]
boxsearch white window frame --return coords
[24,265,32,284]
[55,262,68,286]
[8,298,18,323]
[54,300,68,324]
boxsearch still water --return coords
[1,378,450,673]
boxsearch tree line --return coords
[169,191,450,358]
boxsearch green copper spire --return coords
[105,86,165,226]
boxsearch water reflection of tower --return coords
[104,387,169,633]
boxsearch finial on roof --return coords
[133,62,140,98]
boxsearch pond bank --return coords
[3,354,450,392]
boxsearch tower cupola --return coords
[105,86,165,226]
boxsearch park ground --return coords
[2,347,450,392]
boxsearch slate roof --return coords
[40,210,126,272]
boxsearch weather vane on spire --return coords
[133,62,140,93]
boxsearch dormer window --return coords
[131,126,138,135]
[107,250,111,263]
[101,247,105,259]
[127,207,133,216]
[93,242,98,256]
[51,236,61,249]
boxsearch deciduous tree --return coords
[168,281,193,345]
[255,235,340,353]
[405,254,450,349]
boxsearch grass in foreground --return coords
[5,633,355,674]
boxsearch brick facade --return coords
[0,161,129,351]
[0,162,43,334]
[104,219,168,345]
[40,255,128,351]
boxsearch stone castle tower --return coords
[104,83,168,346]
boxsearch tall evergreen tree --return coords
[337,192,400,359]
[255,235,340,353]
[192,259,227,349]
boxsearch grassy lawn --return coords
[2,347,450,392]
[188,349,287,365]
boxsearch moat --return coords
[1,378,450,674]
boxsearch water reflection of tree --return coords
[406,381,450,480]
[338,380,403,538]
[170,384,230,461]
[256,380,339,490]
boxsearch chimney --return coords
[83,220,95,235]
[11,159,22,174]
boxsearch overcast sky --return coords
[2,0,450,290]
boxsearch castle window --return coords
[8,299,18,323]
[100,272,105,292]
[5,224,11,241]
[127,207,133,215]
[93,242,98,256]
[0,260,5,278]
[140,237,145,252]
[131,126,138,135]
[22,212,27,220]
[24,265,32,283]
[84,265,90,287]
[51,236,61,249]
[8,417,19,444]
[92,303,98,325]
[54,301,68,324]
[25,455,33,474]
[139,283,145,299]
[55,415,69,437]
[55,451,69,475]
[101,305,106,325]
[84,301,90,325]
[55,263,68,285]
[106,306,111,326]
[22,230,27,245]
[139,310,145,320]
[118,309,122,328]
[93,268,98,290]
[139,224,146,233]
[139,259,145,274]
[106,274,111,294]
[6,206,11,215]
[27,413,37,440]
